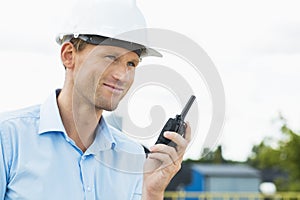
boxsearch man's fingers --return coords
[163,123,191,155]
[150,144,180,165]
[144,122,191,173]
[184,122,192,142]
[147,152,181,172]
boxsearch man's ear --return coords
[61,42,75,69]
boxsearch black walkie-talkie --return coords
[155,95,196,147]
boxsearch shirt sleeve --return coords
[0,130,8,199]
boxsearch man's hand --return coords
[142,123,191,200]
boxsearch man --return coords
[0,0,191,199]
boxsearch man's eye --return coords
[127,62,136,67]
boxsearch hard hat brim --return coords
[56,34,162,58]
[143,48,163,58]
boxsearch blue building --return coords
[184,164,261,192]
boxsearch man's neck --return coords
[57,89,103,152]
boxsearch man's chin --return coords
[94,94,124,112]
[102,106,117,112]
[95,102,119,112]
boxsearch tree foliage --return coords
[247,117,300,191]
[185,145,239,164]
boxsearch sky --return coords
[0,0,300,161]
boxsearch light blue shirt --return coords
[0,90,146,200]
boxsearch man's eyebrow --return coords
[101,50,119,57]
[131,58,140,63]
[101,49,140,61]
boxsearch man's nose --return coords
[111,61,130,81]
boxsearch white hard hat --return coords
[56,0,162,58]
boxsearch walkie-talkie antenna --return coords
[180,95,196,120]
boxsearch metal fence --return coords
[163,192,300,200]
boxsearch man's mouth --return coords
[103,83,124,94]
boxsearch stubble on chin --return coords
[93,83,131,112]
[94,95,121,112]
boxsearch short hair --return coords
[60,35,88,52]
[69,38,88,52]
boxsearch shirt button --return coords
[87,186,92,192]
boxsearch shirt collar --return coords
[87,117,117,154]
[38,89,66,134]
[38,89,117,153]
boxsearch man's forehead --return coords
[94,45,140,59]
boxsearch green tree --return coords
[247,117,300,191]
[279,124,300,190]
[247,138,281,168]
[185,145,239,164]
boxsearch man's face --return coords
[72,44,140,111]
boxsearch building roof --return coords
[192,164,260,178]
